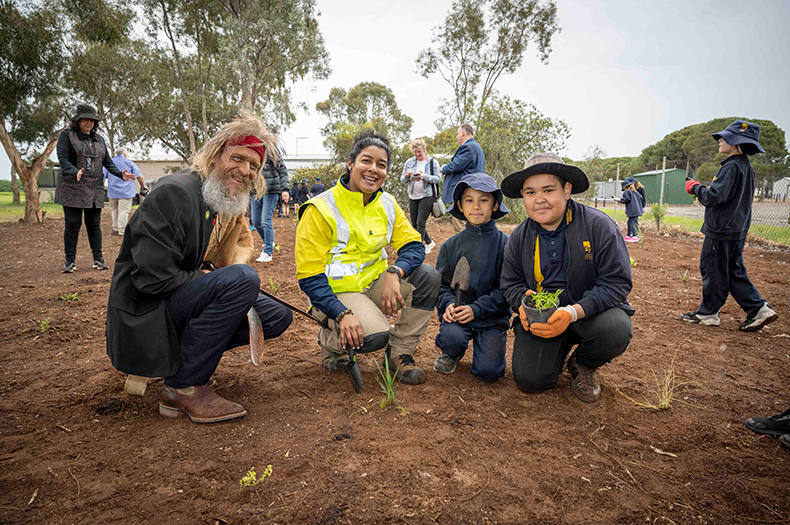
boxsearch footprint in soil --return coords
[95,397,127,415]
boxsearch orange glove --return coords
[530,306,577,339]
[517,290,535,332]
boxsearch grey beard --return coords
[201,173,249,216]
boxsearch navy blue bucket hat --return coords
[502,152,589,197]
[448,173,509,220]
[621,177,636,190]
[712,120,765,156]
[71,104,100,122]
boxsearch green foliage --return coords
[650,203,666,231]
[416,0,560,127]
[316,82,414,160]
[681,269,688,282]
[630,256,637,268]
[239,465,273,490]
[268,277,277,293]
[0,0,64,146]
[294,162,344,188]
[60,293,81,301]
[0,180,24,193]
[38,319,50,333]
[475,96,571,181]
[529,289,562,310]
[374,355,398,410]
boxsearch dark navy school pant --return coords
[435,322,507,382]
[696,237,765,317]
[511,307,631,393]
[164,265,292,388]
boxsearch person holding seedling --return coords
[681,120,778,332]
[433,173,511,382]
[500,153,634,403]
[295,130,441,385]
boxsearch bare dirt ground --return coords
[1,209,789,525]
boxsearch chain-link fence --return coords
[590,181,790,245]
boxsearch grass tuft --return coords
[374,355,398,410]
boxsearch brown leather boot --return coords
[159,385,246,423]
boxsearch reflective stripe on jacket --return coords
[304,184,397,293]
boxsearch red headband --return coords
[224,135,265,162]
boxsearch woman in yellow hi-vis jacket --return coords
[295,130,441,384]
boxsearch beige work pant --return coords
[109,198,133,234]
[313,270,434,364]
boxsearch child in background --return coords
[682,120,778,331]
[433,173,511,382]
[618,178,644,242]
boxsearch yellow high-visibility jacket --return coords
[296,183,420,294]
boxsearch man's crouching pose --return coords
[106,112,292,423]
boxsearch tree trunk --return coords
[0,116,58,223]
[160,0,197,157]
[10,165,20,204]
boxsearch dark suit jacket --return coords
[440,137,485,204]
[106,170,217,377]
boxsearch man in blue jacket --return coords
[500,153,633,403]
[441,124,485,232]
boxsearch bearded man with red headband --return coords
[106,113,292,423]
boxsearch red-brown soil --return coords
[1,211,788,524]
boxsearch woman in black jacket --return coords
[55,104,131,273]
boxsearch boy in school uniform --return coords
[500,153,634,402]
[682,120,778,331]
[433,173,511,382]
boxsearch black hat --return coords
[448,173,510,220]
[712,120,765,155]
[71,104,100,122]
[501,152,589,198]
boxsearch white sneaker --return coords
[256,252,272,262]
[739,304,778,332]
[425,241,436,254]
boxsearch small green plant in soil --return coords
[528,289,563,311]
[239,465,273,490]
[650,203,666,231]
[38,319,50,333]
[681,269,688,282]
[60,293,81,301]
[375,355,397,410]
[268,277,278,293]
[630,256,637,267]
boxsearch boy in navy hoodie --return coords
[682,120,778,332]
[500,153,633,403]
[433,173,511,382]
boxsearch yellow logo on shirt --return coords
[740,123,749,132]
[583,241,592,260]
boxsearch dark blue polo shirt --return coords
[537,211,570,306]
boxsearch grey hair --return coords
[115,147,126,156]
[459,123,474,136]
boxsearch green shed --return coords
[633,168,694,206]
[38,166,58,188]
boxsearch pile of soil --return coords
[1,211,788,524]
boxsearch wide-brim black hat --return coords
[712,119,765,155]
[71,104,100,122]
[448,172,510,220]
[501,152,589,198]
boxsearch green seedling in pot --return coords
[530,289,563,311]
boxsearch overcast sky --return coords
[2,0,788,179]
